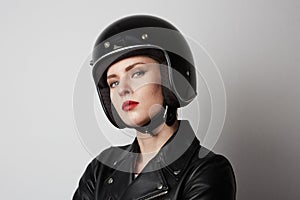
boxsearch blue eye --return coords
[110,81,119,88]
[132,71,145,78]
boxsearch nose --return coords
[117,78,133,97]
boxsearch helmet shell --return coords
[91,15,197,128]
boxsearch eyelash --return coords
[109,70,146,88]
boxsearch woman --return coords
[73,15,236,199]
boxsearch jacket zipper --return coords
[142,190,168,200]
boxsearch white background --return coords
[1,0,299,199]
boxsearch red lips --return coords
[122,100,139,111]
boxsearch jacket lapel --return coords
[121,165,169,200]
[101,151,135,199]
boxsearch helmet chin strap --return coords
[128,105,168,135]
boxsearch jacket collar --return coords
[157,120,199,177]
[116,120,199,176]
[103,120,200,199]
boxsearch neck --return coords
[136,120,178,156]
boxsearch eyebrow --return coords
[107,62,145,79]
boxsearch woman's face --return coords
[107,55,164,127]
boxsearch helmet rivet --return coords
[186,70,190,76]
[141,33,148,40]
[104,42,110,48]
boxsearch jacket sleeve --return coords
[182,154,236,200]
[72,158,100,200]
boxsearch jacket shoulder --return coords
[182,146,236,199]
[190,146,236,185]
[95,144,131,166]
[72,144,132,200]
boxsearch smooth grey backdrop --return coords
[1,0,299,199]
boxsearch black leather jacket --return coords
[73,121,236,199]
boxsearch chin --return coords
[122,113,150,127]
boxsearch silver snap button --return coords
[157,183,163,190]
[107,177,113,184]
[173,170,181,175]
[104,41,110,48]
[186,70,190,76]
[113,161,117,166]
[141,33,148,40]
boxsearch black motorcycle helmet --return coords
[91,15,197,132]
